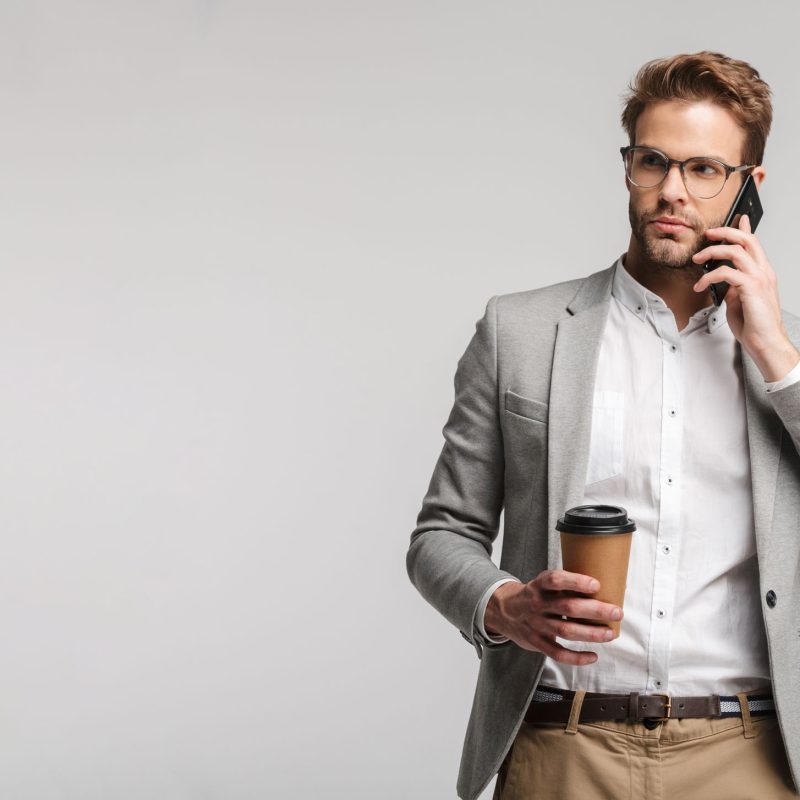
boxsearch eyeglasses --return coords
[620,145,756,199]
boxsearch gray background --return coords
[2,1,799,798]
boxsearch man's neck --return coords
[622,241,714,332]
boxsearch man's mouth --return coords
[650,216,692,235]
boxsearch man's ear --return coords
[752,165,766,190]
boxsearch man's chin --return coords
[643,232,700,270]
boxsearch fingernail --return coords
[611,608,622,620]
[604,629,614,640]
[589,580,600,592]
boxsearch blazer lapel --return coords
[742,347,784,557]
[546,264,616,569]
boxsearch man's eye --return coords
[640,155,664,168]
[691,161,723,178]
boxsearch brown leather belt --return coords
[525,685,775,724]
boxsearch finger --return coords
[740,213,751,232]
[691,245,755,273]
[537,569,600,595]
[703,224,767,263]
[530,635,599,666]
[703,226,751,243]
[543,615,617,643]
[693,266,746,293]
[549,596,623,624]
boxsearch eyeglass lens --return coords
[626,148,728,199]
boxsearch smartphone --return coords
[702,174,763,306]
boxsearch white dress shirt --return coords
[475,254,800,695]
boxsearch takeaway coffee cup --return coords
[556,505,636,637]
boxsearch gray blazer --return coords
[406,260,800,800]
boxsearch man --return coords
[406,51,800,800]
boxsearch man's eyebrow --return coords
[637,143,732,163]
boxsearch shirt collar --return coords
[611,254,727,334]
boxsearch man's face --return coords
[626,100,756,279]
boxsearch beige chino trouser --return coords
[493,687,799,800]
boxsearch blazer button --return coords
[766,590,777,608]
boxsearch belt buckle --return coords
[650,693,672,721]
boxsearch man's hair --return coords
[620,51,773,166]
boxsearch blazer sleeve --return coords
[406,295,517,658]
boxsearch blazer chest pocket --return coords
[586,389,625,484]
[504,389,549,424]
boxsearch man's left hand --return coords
[691,214,800,382]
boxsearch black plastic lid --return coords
[556,504,636,535]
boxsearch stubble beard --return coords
[628,200,724,285]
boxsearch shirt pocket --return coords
[586,389,625,485]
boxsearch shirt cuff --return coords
[474,577,522,643]
[765,357,800,393]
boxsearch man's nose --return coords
[658,162,688,205]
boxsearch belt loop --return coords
[628,692,640,723]
[564,690,586,735]
[736,691,756,739]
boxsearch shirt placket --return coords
[646,306,684,693]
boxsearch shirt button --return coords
[668,409,677,417]
[655,680,662,687]
[663,545,671,554]
[657,609,667,618]
[666,476,674,486]
[766,590,777,608]
[670,344,677,352]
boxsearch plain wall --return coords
[2,1,799,798]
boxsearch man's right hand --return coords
[483,570,623,666]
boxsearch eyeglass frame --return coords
[619,145,757,199]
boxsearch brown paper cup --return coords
[556,505,636,637]
[560,530,633,636]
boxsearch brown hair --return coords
[620,51,773,166]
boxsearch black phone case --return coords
[703,175,763,306]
